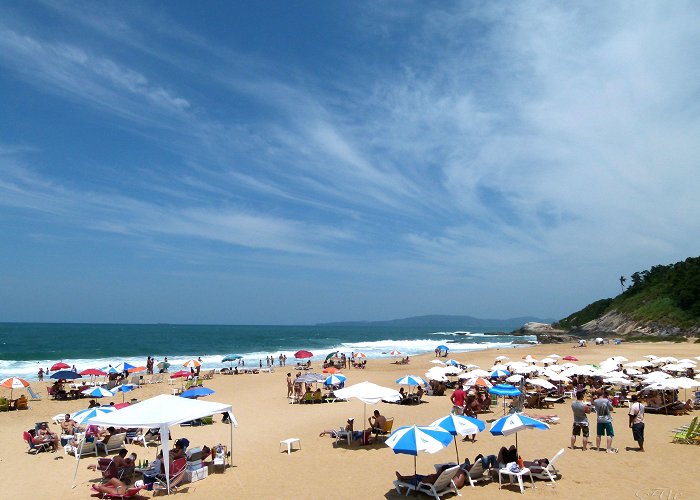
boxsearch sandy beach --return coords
[2,341,699,500]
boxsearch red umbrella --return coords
[80,368,107,376]
[51,362,70,371]
[294,350,313,359]
[113,402,131,409]
[170,370,191,379]
[563,356,579,361]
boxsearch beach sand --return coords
[1,341,699,499]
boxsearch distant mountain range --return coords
[318,314,555,330]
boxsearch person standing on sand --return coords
[450,383,466,415]
[286,373,293,397]
[38,367,44,381]
[628,394,645,452]
[593,389,617,453]
[570,391,591,450]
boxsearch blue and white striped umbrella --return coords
[430,414,486,463]
[101,366,119,374]
[489,412,550,455]
[71,405,117,425]
[395,375,426,386]
[114,362,136,372]
[323,374,347,386]
[386,425,454,456]
[490,369,511,378]
[488,384,521,396]
[386,425,454,477]
[81,386,115,398]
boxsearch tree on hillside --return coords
[619,275,626,292]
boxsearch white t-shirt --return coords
[628,401,644,424]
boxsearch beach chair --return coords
[524,448,565,484]
[68,438,98,458]
[672,417,699,444]
[0,397,9,411]
[375,417,394,441]
[394,465,461,499]
[96,433,127,455]
[464,460,489,487]
[128,374,141,387]
[24,431,51,454]
[152,457,188,494]
[27,386,42,400]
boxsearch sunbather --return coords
[91,477,130,496]
[395,464,466,486]
[35,422,59,450]
[319,418,354,437]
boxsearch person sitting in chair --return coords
[35,422,60,450]
[368,409,387,435]
[60,414,79,435]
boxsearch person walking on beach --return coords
[570,391,591,450]
[38,367,44,381]
[286,373,293,398]
[628,394,645,452]
[593,390,617,453]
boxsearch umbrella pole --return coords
[453,435,460,463]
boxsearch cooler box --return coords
[184,466,208,483]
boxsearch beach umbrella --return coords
[395,375,426,387]
[540,357,556,365]
[436,345,449,353]
[156,361,170,370]
[490,364,510,371]
[462,377,493,389]
[114,362,136,372]
[127,366,146,374]
[113,384,135,403]
[170,370,190,379]
[527,379,556,391]
[294,350,313,359]
[296,373,327,384]
[430,414,486,463]
[50,370,81,380]
[71,406,117,425]
[463,369,490,378]
[489,384,522,415]
[182,359,202,369]
[81,386,114,398]
[548,354,561,359]
[324,352,339,361]
[0,377,30,399]
[506,374,523,384]
[354,352,367,359]
[222,354,242,362]
[385,425,454,478]
[495,355,510,361]
[324,374,347,386]
[446,359,461,367]
[334,381,401,423]
[425,368,448,382]
[80,368,106,376]
[490,412,550,455]
[490,369,510,378]
[388,350,402,356]
[562,356,578,361]
[51,362,70,371]
[323,366,341,374]
[181,387,215,399]
[102,366,120,374]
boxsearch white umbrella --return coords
[673,377,700,389]
[495,355,510,362]
[506,374,523,384]
[548,354,561,359]
[463,369,489,378]
[539,357,556,365]
[429,360,446,365]
[604,377,634,386]
[334,381,401,424]
[490,364,511,372]
[624,360,653,368]
[527,379,556,390]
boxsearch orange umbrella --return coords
[323,367,341,374]
[1,377,30,399]
[127,366,147,373]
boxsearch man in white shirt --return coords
[628,394,645,452]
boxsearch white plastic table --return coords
[279,438,301,454]
[499,467,535,494]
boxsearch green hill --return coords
[554,256,700,335]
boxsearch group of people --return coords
[319,410,389,445]
[570,389,646,454]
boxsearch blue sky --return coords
[1,1,699,325]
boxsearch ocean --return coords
[0,322,536,379]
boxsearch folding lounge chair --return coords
[394,465,462,499]
[24,431,51,454]
[464,460,489,487]
[375,417,394,441]
[524,448,565,484]
[672,418,699,444]
[27,386,43,400]
[152,457,188,494]
[99,433,127,455]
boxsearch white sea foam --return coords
[0,337,536,379]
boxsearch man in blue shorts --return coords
[593,389,617,453]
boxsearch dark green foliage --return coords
[554,298,613,329]
[558,256,700,330]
